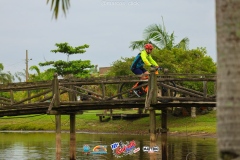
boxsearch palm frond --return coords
[14,72,25,82]
[174,37,189,50]
[131,17,189,51]
[0,63,4,71]
[47,0,70,19]
[129,40,148,51]
[29,65,41,75]
[143,23,170,49]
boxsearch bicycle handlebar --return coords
[151,66,163,71]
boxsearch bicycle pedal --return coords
[133,90,141,97]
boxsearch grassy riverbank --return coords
[0,109,217,136]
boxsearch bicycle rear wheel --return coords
[118,82,147,99]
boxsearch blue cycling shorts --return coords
[131,68,147,75]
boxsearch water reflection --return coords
[0,132,216,160]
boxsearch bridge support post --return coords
[70,114,76,160]
[69,82,77,160]
[160,69,169,160]
[148,67,157,135]
[161,107,168,160]
[55,115,61,160]
[53,73,61,160]
[147,68,157,160]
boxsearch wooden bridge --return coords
[0,70,216,160]
[0,71,216,117]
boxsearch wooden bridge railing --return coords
[0,73,216,116]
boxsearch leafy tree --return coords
[129,19,189,51]
[153,47,216,95]
[151,47,216,74]
[107,57,134,76]
[107,48,216,94]
[39,42,94,78]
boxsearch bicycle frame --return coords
[131,69,159,94]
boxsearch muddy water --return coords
[0,132,217,160]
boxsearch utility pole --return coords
[25,50,32,103]
[26,50,28,82]
[25,50,32,82]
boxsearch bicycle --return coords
[118,68,177,103]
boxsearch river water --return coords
[0,132,217,160]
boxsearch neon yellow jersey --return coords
[140,50,158,67]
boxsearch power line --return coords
[4,60,24,67]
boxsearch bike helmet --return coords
[144,43,154,50]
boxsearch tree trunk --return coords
[216,0,240,159]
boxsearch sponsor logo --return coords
[110,140,139,158]
[82,144,91,155]
[91,145,107,154]
[82,144,107,155]
[143,146,159,153]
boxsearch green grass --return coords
[0,109,216,135]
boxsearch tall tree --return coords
[39,42,94,78]
[216,0,240,159]
[129,19,189,51]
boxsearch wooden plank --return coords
[60,86,103,101]
[10,89,52,106]
[121,113,161,117]
[96,114,122,116]
[0,97,12,102]
[74,86,103,98]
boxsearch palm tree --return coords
[14,71,25,82]
[0,63,14,84]
[216,0,240,159]
[28,65,54,81]
[47,0,70,19]
[129,18,189,51]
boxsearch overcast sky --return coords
[0,0,216,76]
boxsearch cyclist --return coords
[130,43,159,79]
[130,43,159,96]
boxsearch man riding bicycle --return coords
[130,43,159,79]
[130,43,160,96]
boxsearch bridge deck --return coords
[0,99,216,117]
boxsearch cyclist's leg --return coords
[131,68,149,79]
[141,68,149,80]
[138,69,149,91]
[131,68,143,89]
[131,68,144,75]
[131,68,146,95]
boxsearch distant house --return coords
[99,67,111,76]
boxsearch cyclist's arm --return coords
[140,51,152,66]
[148,55,158,67]
[140,51,158,67]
